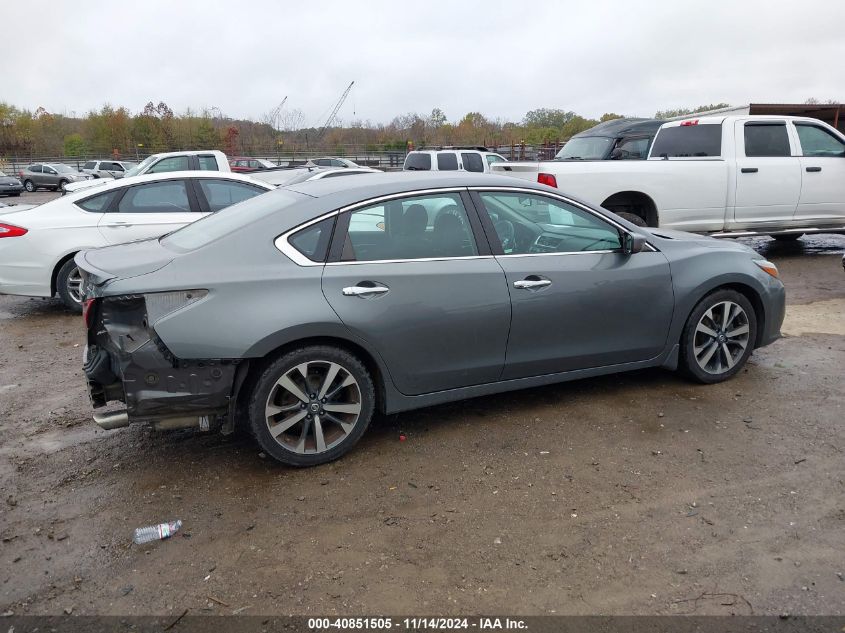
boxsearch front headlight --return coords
[752,259,779,279]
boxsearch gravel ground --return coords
[0,190,843,616]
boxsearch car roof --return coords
[285,171,543,200]
[63,170,273,199]
[572,118,664,138]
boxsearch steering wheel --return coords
[494,220,515,252]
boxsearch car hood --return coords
[0,176,21,185]
[646,228,757,254]
[75,238,174,289]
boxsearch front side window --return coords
[117,181,191,213]
[478,192,622,254]
[615,137,650,159]
[198,155,218,170]
[147,156,190,173]
[485,154,506,166]
[461,152,484,172]
[342,193,478,262]
[110,163,124,171]
[198,179,267,212]
[795,124,845,157]
[650,124,722,158]
[44,166,57,175]
[744,123,790,157]
[404,153,431,171]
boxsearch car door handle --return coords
[741,167,758,173]
[513,279,551,290]
[105,222,131,227]
[342,285,390,297]
[805,166,822,172]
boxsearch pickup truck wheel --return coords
[23,180,35,192]
[616,211,647,227]
[56,258,84,313]
[679,289,756,384]
[248,346,375,467]
[771,234,803,241]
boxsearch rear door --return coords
[97,179,200,244]
[320,189,512,396]
[732,120,800,226]
[792,121,845,222]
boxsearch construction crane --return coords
[267,96,288,132]
[316,81,354,141]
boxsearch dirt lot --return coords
[0,192,843,616]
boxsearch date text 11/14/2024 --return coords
[308,618,528,630]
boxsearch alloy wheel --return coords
[66,266,83,304]
[265,360,362,455]
[693,301,750,375]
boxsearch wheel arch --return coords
[601,191,659,227]
[686,281,767,349]
[240,335,389,416]
[51,251,80,296]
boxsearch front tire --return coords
[679,289,757,384]
[56,258,84,312]
[23,180,35,192]
[248,346,375,467]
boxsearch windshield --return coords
[123,154,159,178]
[554,136,614,160]
[0,171,7,177]
[162,190,305,251]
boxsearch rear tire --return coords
[23,180,35,192]
[56,258,84,313]
[616,211,647,227]
[679,289,757,384]
[248,346,375,467]
[771,233,803,241]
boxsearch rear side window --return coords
[77,191,117,212]
[744,123,790,157]
[30,165,43,173]
[461,152,484,172]
[404,153,431,171]
[117,181,191,213]
[198,179,267,212]
[147,156,190,173]
[289,216,335,262]
[198,155,218,170]
[650,124,722,158]
[795,124,845,157]
[437,153,459,171]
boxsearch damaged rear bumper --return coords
[83,294,244,432]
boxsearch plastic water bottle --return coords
[133,520,182,545]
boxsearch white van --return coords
[403,147,507,173]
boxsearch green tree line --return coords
[0,101,730,159]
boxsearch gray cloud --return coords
[6,0,844,124]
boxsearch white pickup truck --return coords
[492,115,845,239]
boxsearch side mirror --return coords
[622,232,647,255]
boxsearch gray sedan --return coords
[0,171,24,196]
[77,173,785,466]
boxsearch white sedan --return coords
[0,171,274,311]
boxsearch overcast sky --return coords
[6,0,844,126]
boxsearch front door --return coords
[321,191,511,396]
[732,120,801,227]
[792,121,845,223]
[97,179,201,244]
[472,190,674,379]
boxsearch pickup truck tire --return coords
[771,234,803,241]
[616,212,647,227]
[679,289,757,384]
